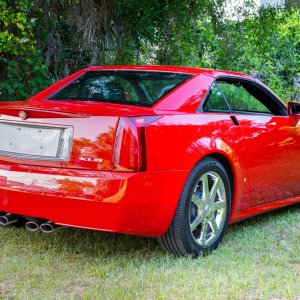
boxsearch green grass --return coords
[0,205,300,300]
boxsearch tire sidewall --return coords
[181,157,232,256]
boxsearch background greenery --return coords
[0,0,299,101]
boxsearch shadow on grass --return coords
[4,203,300,259]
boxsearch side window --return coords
[203,83,230,113]
[217,81,271,114]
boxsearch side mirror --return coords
[287,102,300,126]
[288,102,300,115]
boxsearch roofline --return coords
[84,65,253,79]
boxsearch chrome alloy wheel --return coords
[189,171,227,247]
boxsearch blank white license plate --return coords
[0,123,62,158]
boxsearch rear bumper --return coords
[0,165,188,236]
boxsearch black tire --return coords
[158,156,231,257]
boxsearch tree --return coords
[0,0,51,100]
[0,0,299,101]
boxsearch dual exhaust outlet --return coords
[25,220,58,234]
[0,213,58,233]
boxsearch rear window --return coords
[48,71,193,106]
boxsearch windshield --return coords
[48,71,193,106]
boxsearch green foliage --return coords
[0,1,299,101]
[115,2,299,101]
[212,7,300,100]
[0,0,52,100]
[114,0,225,65]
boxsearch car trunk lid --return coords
[0,102,126,170]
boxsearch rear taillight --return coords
[113,116,161,172]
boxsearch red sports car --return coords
[0,65,299,256]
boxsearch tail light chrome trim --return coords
[113,116,162,172]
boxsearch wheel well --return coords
[205,153,234,201]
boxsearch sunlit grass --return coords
[0,205,299,299]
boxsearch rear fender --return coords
[192,138,249,220]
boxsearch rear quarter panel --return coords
[145,113,250,218]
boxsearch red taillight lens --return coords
[113,116,161,172]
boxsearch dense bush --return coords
[215,7,300,101]
[0,0,52,100]
[0,0,299,101]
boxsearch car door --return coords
[217,78,300,206]
[201,82,250,211]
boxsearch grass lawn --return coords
[0,205,299,299]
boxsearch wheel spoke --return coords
[190,213,205,232]
[202,174,209,200]
[209,176,221,201]
[191,193,205,209]
[199,221,208,245]
[189,170,228,248]
[213,200,226,211]
[209,217,219,234]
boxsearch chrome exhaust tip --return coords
[25,221,40,232]
[40,221,57,233]
[0,213,18,226]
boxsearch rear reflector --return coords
[113,116,161,171]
